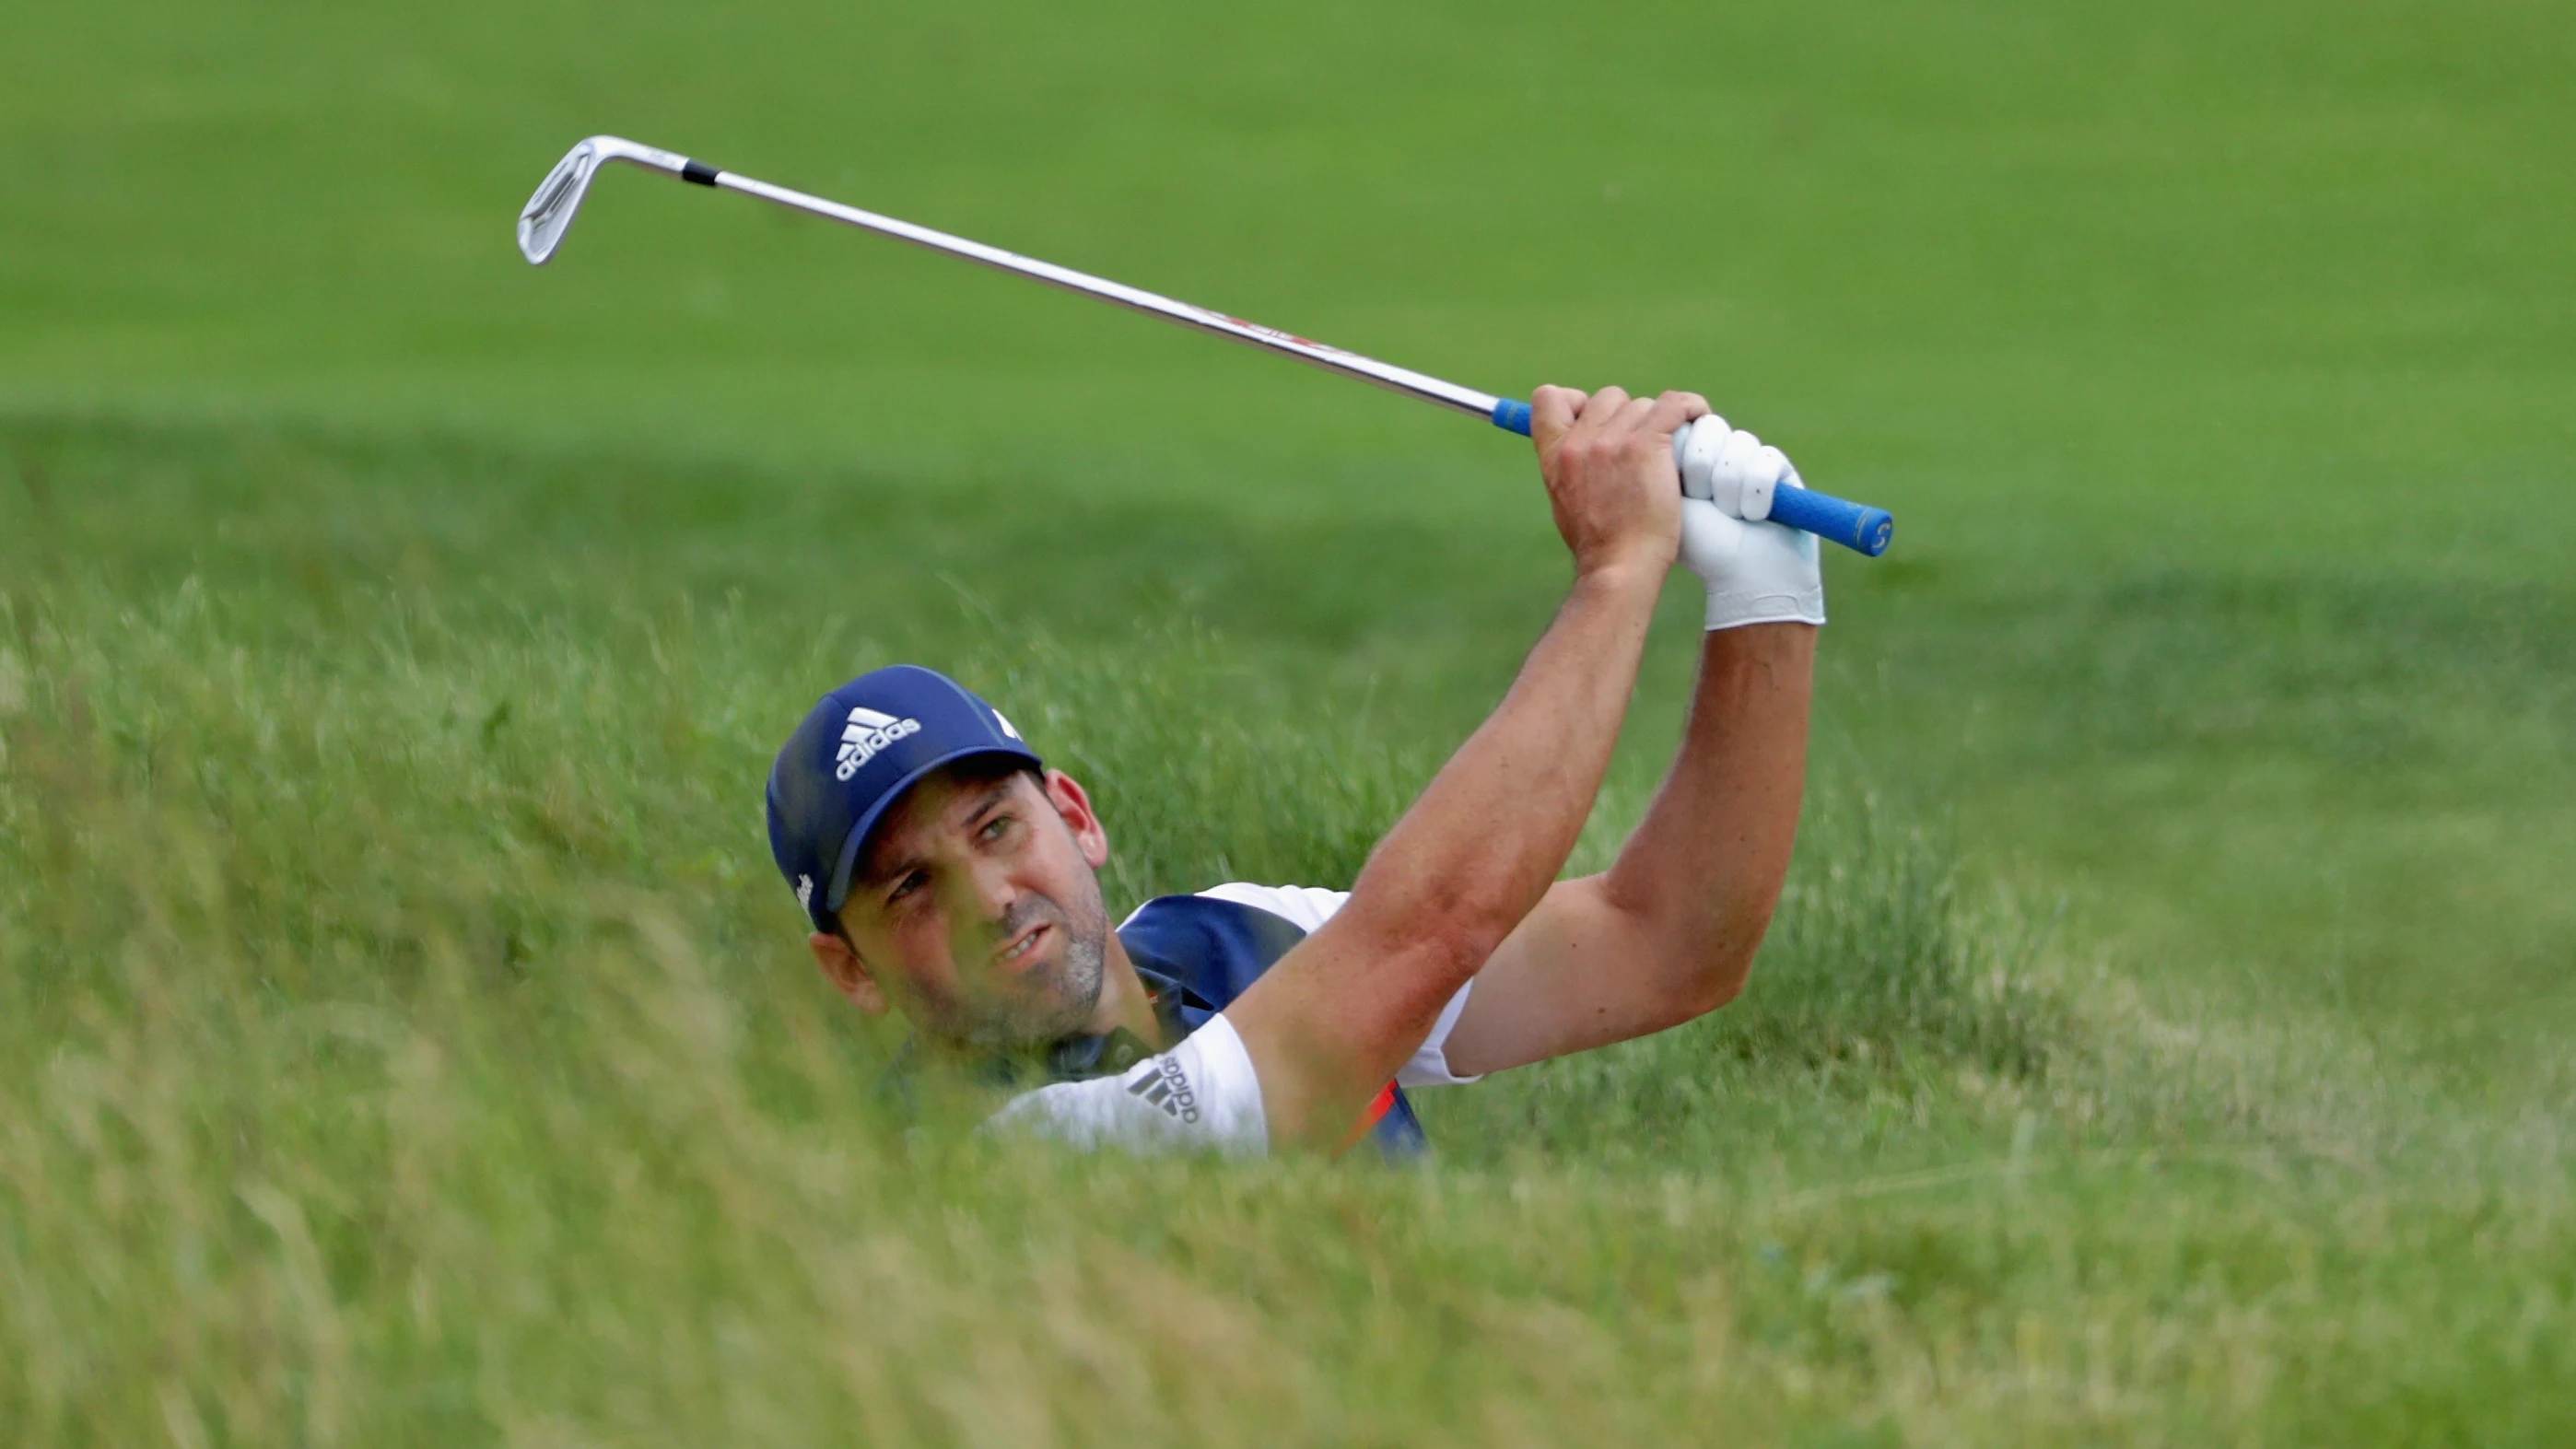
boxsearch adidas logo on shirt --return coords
[835,705,920,780]
[1125,1055,1201,1124]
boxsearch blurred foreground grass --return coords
[5,420,2572,1443]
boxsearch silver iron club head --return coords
[517,135,697,264]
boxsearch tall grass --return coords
[6,555,2571,1445]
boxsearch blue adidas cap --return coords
[767,665,1043,932]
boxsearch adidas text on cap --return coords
[766,665,1042,931]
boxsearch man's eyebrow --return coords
[857,780,1020,890]
[956,780,1016,824]
[855,847,927,893]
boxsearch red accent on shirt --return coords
[1337,1082,1399,1154]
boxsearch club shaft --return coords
[544,141,1892,556]
[700,169,1501,419]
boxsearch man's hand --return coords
[1679,422,1823,625]
[1528,386,1710,578]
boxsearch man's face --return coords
[821,763,1116,1050]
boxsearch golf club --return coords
[518,135,1894,556]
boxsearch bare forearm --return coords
[1230,383,1707,1148]
[1231,562,1662,1144]
[1600,623,1815,990]
[1354,562,1664,967]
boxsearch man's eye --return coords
[978,814,1013,842]
[887,871,927,903]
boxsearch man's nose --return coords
[953,854,1020,926]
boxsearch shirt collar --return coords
[882,962,1205,1099]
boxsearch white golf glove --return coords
[1675,420,1826,631]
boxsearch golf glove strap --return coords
[1681,499,1826,630]
[1674,424,1825,630]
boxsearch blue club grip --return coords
[1767,485,1895,557]
[1489,397,1893,557]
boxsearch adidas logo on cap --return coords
[835,705,920,780]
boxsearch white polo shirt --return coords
[985,883,1481,1155]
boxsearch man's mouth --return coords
[992,922,1051,971]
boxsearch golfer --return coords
[766,387,1822,1153]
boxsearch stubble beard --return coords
[949,885,1112,1052]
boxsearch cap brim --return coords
[821,742,1045,923]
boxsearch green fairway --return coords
[6,0,2572,1441]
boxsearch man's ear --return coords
[1043,768,1111,871]
[809,931,888,1014]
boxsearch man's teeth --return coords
[1000,930,1040,963]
